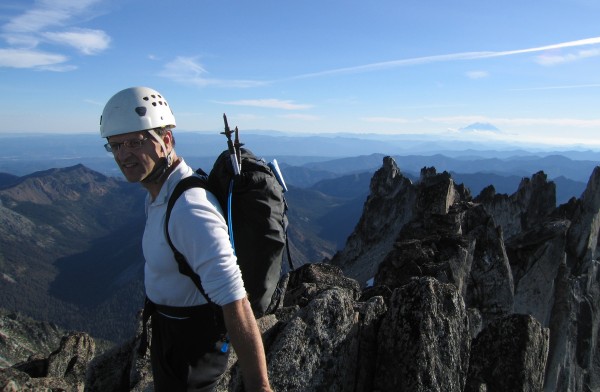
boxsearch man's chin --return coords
[120,170,146,183]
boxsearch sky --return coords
[1,0,600,148]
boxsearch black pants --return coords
[150,304,229,392]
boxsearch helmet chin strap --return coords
[141,129,174,184]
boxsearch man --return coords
[100,86,272,392]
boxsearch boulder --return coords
[466,314,549,392]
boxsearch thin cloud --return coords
[0,0,108,70]
[484,36,600,58]
[4,0,101,33]
[3,34,39,48]
[160,56,268,88]
[0,47,67,68]
[163,36,600,88]
[289,36,600,79]
[428,115,600,128]
[39,63,76,72]
[535,47,600,66]
[510,83,600,91]
[361,117,412,124]
[235,114,265,121]
[466,70,489,79]
[278,113,320,120]
[290,52,493,79]
[43,28,110,55]
[219,99,312,110]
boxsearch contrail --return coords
[510,83,600,91]
[481,36,600,58]
[288,36,600,79]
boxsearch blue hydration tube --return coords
[227,179,235,254]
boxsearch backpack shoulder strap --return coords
[165,174,212,303]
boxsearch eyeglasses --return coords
[104,137,149,153]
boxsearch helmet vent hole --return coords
[152,102,157,106]
[143,97,149,101]
[135,107,147,116]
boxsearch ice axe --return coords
[222,114,242,175]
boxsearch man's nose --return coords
[115,146,133,160]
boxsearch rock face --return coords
[331,156,418,285]
[0,273,549,391]
[1,332,95,391]
[0,310,64,368]
[2,157,599,391]
[466,314,549,392]
[331,158,600,391]
[374,276,470,391]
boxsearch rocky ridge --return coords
[2,156,600,391]
[0,310,63,369]
[333,158,600,390]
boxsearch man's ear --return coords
[163,129,175,150]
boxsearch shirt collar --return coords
[147,158,193,206]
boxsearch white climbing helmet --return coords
[100,86,176,138]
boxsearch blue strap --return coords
[227,179,235,254]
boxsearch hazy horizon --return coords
[2,126,600,153]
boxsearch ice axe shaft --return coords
[222,114,240,175]
[234,126,242,172]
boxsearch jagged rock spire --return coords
[567,166,600,261]
[331,156,417,285]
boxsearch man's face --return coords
[107,131,162,182]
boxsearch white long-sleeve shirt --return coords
[142,159,246,307]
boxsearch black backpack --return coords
[165,147,292,317]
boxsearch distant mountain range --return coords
[2,133,594,204]
[1,131,599,176]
